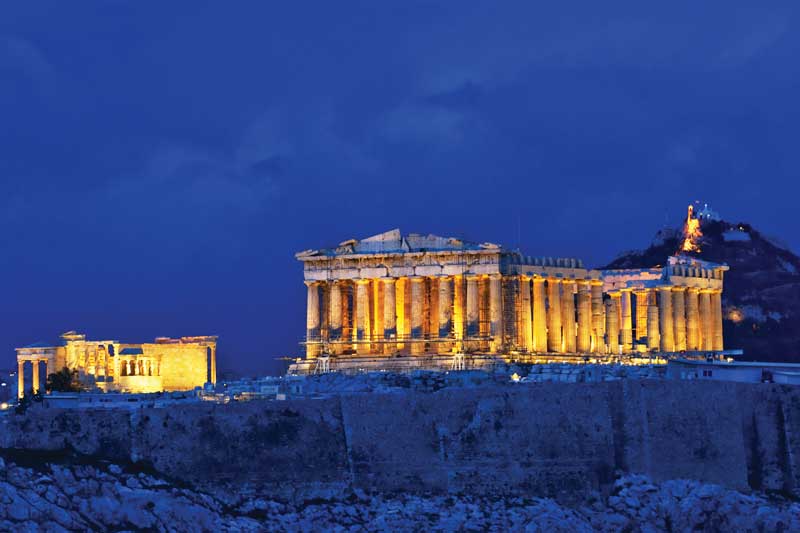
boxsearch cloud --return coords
[375,104,476,147]
[0,35,55,82]
[108,144,276,219]
[718,16,789,66]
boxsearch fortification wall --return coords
[2,381,798,501]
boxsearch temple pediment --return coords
[297,229,501,258]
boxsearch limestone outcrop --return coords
[0,456,797,532]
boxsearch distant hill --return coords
[602,218,800,362]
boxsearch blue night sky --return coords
[2,2,799,375]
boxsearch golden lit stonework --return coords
[291,229,730,374]
[15,331,217,397]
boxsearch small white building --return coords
[667,359,800,384]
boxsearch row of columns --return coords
[608,286,723,354]
[119,358,159,377]
[17,359,48,398]
[307,275,612,357]
[306,277,724,358]
[307,274,505,357]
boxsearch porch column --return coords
[489,274,504,353]
[620,289,633,352]
[305,281,320,358]
[672,287,687,352]
[382,278,397,355]
[519,276,533,352]
[17,360,24,399]
[410,277,424,355]
[532,277,548,352]
[356,279,371,355]
[32,361,40,394]
[547,279,562,352]
[658,287,675,352]
[576,281,592,353]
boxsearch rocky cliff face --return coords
[603,219,800,362]
[3,380,800,530]
[3,381,800,501]
[0,456,797,532]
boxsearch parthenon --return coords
[290,229,730,374]
[16,331,217,397]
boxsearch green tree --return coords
[46,367,84,393]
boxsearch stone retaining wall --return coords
[1,380,798,501]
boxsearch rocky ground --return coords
[1,456,798,532]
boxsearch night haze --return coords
[3,2,800,376]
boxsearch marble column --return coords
[371,280,383,347]
[453,276,464,347]
[699,290,713,351]
[329,282,342,354]
[465,275,480,350]
[305,281,320,358]
[395,278,406,352]
[647,301,660,351]
[427,278,438,350]
[620,289,633,352]
[382,278,397,354]
[32,361,40,394]
[519,276,533,352]
[356,279,371,355]
[17,361,24,399]
[686,288,700,351]
[547,279,562,352]
[711,290,724,351]
[634,290,649,345]
[561,280,577,353]
[532,277,548,352]
[489,274,504,353]
[576,281,592,353]
[658,287,675,352]
[210,346,217,384]
[672,287,687,352]
[610,293,622,351]
[605,297,619,354]
[437,276,453,353]
[590,281,604,353]
[410,277,424,355]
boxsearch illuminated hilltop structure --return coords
[291,227,733,374]
[16,331,217,397]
